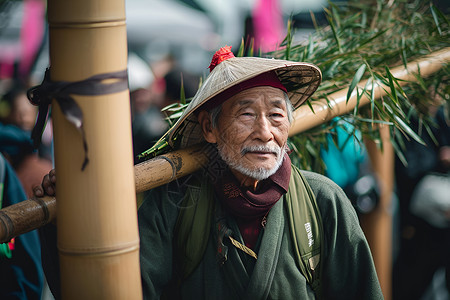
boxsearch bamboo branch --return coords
[0,47,449,244]
[290,47,450,134]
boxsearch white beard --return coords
[217,144,286,181]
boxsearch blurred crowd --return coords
[0,0,449,299]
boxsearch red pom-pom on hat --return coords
[208,46,235,72]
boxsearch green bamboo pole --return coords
[47,0,141,298]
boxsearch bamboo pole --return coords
[361,126,395,300]
[46,0,141,298]
[0,48,448,244]
[289,47,450,134]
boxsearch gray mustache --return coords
[241,145,281,156]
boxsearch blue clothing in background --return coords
[320,119,366,189]
[0,153,44,299]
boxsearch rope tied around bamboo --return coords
[27,68,129,170]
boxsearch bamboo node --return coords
[157,156,177,180]
[58,241,140,258]
[49,20,126,29]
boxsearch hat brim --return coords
[161,56,322,151]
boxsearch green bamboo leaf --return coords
[401,35,408,68]
[361,11,367,28]
[391,139,408,167]
[248,38,254,57]
[423,121,439,146]
[431,3,449,25]
[329,2,342,28]
[307,35,314,60]
[353,116,393,125]
[430,4,443,35]
[305,141,318,156]
[167,111,184,119]
[161,102,182,112]
[284,20,293,60]
[385,67,399,105]
[305,100,316,114]
[394,115,425,145]
[412,69,429,92]
[237,38,245,57]
[356,28,388,49]
[310,10,320,30]
[326,14,342,53]
[368,75,376,119]
[347,64,366,103]
[179,76,186,105]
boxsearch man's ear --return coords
[197,110,217,144]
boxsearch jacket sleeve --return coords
[138,184,180,299]
[305,171,384,300]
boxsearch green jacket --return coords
[138,168,384,299]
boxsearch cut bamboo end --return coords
[0,196,56,243]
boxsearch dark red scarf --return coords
[214,153,291,249]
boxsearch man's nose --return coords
[253,116,273,142]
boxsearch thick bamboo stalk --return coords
[47,0,141,298]
[0,48,448,244]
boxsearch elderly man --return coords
[36,46,383,299]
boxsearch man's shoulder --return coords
[299,169,338,186]
[294,167,349,206]
[295,168,344,194]
[140,170,206,206]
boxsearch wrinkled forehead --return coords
[222,86,288,110]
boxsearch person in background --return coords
[128,52,168,163]
[320,118,380,215]
[0,81,53,198]
[0,153,44,299]
[393,93,450,300]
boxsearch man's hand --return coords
[33,169,56,197]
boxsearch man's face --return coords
[205,86,290,182]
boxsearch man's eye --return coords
[270,113,284,118]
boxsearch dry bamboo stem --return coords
[0,196,56,241]
[361,127,395,300]
[289,47,450,134]
[47,0,141,298]
[0,48,449,244]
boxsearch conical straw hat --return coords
[141,47,322,158]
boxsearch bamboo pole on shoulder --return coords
[47,0,141,298]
